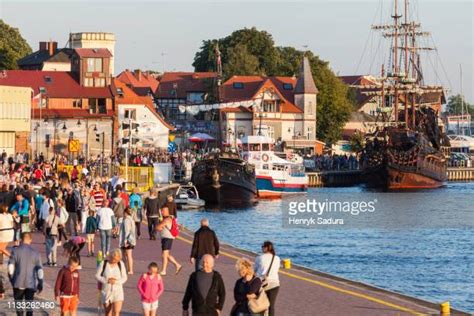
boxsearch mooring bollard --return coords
[283,258,291,269]
[440,301,450,315]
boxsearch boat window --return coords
[242,144,249,151]
[250,144,261,151]
[262,143,270,151]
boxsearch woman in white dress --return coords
[0,205,15,257]
[96,248,128,316]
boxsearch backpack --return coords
[170,217,179,237]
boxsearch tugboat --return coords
[241,135,308,198]
[360,0,450,190]
[191,151,257,206]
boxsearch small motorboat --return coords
[175,184,206,209]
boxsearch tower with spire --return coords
[294,56,318,140]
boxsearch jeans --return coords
[147,217,159,239]
[265,286,280,316]
[135,221,141,237]
[100,229,112,255]
[45,236,58,264]
[66,212,78,237]
[13,288,35,316]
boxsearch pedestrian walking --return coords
[7,232,44,316]
[56,199,69,246]
[0,205,14,258]
[129,187,143,239]
[119,207,136,274]
[112,192,125,238]
[65,186,81,237]
[231,258,266,316]
[164,194,178,218]
[182,254,226,316]
[190,218,220,271]
[54,256,80,316]
[10,193,30,237]
[144,188,160,240]
[44,206,60,267]
[97,199,116,256]
[137,262,164,316]
[255,241,280,316]
[85,210,98,257]
[96,248,128,316]
[156,207,182,275]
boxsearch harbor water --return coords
[179,182,474,312]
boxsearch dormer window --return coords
[116,88,124,97]
[87,58,102,72]
[233,82,244,89]
[283,83,293,90]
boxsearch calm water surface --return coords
[179,182,474,312]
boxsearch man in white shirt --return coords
[96,200,115,256]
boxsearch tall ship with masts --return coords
[360,0,450,189]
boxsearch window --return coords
[73,99,82,108]
[89,98,97,113]
[307,127,313,139]
[283,83,293,90]
[84,78,93,87]
[95,78,105,87]
[262,101,278,112]
[233,82,244,89]
[307,101,313,115]
[87,58,103,72]
[124,109,137,120]
[262,143,270,151]
[267,126,275,140]
[98,99,106,114]
[116,88,124,97]
[44,76,52,84]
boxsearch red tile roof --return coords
[157,72,217,99]
[220,75,302,113]
[111,79,174,130]
[0,70,112,98]
[116,70,159,94]
[74,48,112,58]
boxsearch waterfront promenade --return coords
[1,226,469,316]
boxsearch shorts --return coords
[60,295,79,312]
[121,245,135,250]
[161,238,174,251]
[142,300,159,310]
[87,234,95,242]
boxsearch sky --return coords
[1,0,473,102]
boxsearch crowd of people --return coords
[0,153,282,316]
[304,153,359,171]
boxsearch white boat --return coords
[175,184,206,209]
[447,134,474,154]
[241,135,308,198]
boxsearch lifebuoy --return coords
[262,154,269,162]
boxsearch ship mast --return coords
[393,0,400,124]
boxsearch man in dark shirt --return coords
[182,255,225,316]
[144,188,161,240]
[190,218,220,271]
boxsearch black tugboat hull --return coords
[191,154,257,207]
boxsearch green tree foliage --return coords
[446,94,474,116]
[192,27,353,144]
[0,20,32,70]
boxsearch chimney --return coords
[134,69,142,81]
[39,42,48,51]
[48,41,56,56]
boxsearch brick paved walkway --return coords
[0,224,468,316]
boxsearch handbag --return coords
[262,254,275,289]
[248,285,270,313]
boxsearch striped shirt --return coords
[91,189,105,208]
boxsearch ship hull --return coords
[256,176,307,199]
[387,167,446,189]
[191,154,257,207]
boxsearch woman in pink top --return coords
[137,262,164,316]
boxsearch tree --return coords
[446,94,474,116]
[223,43,260,76]
[0,20,32,70]
[192,27,353,144]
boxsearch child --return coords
[63,235,86,268]
[54,256,80,316]
[85,210,98,257]
[137,262,164,316]
[44,206,60,266]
